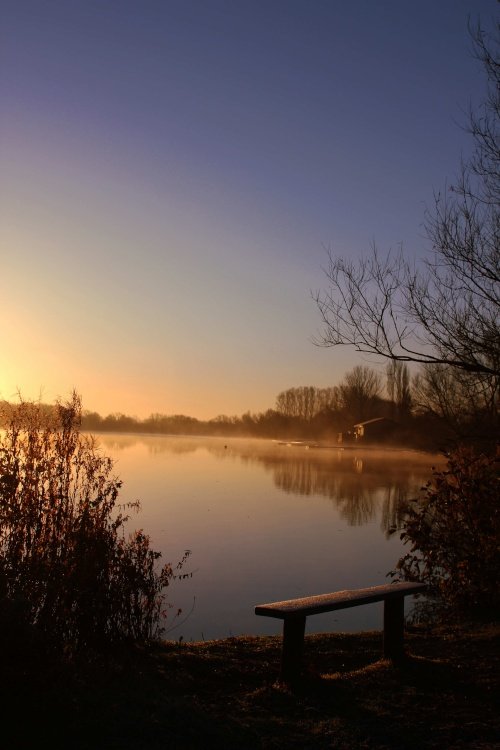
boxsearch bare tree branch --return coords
[314,21,500,382]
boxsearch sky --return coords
[1,0,497,420]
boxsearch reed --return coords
[0,392,187,652]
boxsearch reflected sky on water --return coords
[97,434,442,642]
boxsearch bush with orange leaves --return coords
[392,447,500,620]
[0,393,188,652]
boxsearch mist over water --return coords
[97,434,442,641]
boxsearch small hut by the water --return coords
[352,417,397,442]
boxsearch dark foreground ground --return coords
[2,623,499,749]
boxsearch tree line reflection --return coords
[96,435,438,536]
[234,447,427,535]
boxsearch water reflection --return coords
[92,433,441,640]
[231,445,430,534]
[92,434,438,534]
[278,458,416,532]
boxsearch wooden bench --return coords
[255,581,426,682]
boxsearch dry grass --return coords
[1,622,499,749]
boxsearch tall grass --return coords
[0,393,188,652]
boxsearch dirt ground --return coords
[2,623,499,749]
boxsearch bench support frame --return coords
[383,595,405,660]
[255,582,426,683]
[281,616,306,683]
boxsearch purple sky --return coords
[1,0,497,418]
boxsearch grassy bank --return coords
[3,623,499,749]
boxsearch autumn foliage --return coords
[0,393,187,652]
[393,448,500,619]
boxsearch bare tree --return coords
[314,22,499,381]
[275,385,339,420]
[412,362,499,439]
[338,365,383,423]
[386,361,412,418]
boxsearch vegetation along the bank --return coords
[2,625,499,749]
[0,393,189,654]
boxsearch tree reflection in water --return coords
[208,443,439,535]
[90,434,439,536]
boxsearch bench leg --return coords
[383,596,405,661]
[280,616,306,683]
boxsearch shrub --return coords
[391,447,500,620]
[0,393,188,652]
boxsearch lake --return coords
[97,434,440,642]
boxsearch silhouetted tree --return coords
[412,362,498,442]
[338,365,383,423]
[386,361,412,419]
[314,23,499,391]
[275,386,338,421]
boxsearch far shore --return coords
[86,429,443,456]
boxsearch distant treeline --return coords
[81,406,429,444]
[77,366,454,449]
[2,362,495,449]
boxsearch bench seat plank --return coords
[255,582,426,620]
[255,581,427,683]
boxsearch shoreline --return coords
[5,622,499,748]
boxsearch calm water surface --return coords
[98,434,441,642]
